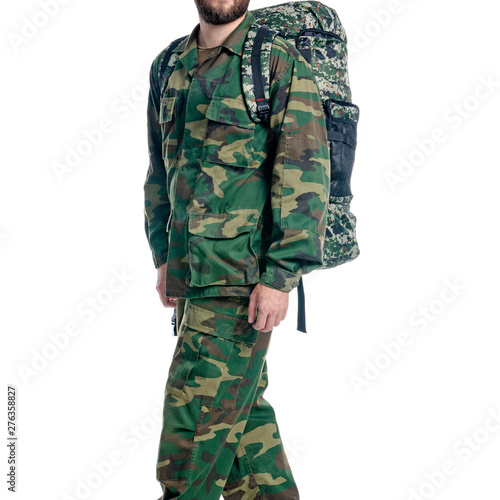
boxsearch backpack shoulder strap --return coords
[158,35,187,98]
[241,24,279,123]
[242,24,308,333]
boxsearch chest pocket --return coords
[159,96,181,160]
[202,97,256,168]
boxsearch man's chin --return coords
[195,0,250,25]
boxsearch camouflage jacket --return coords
[144,10,330,300]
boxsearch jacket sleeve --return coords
[144,54,171,268]
[258,40,330,293]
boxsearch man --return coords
[144,0,330,498]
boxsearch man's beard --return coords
[194,0,250,25]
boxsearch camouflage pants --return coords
[156,295,299,499]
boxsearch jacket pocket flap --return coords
[206,97,255,129]
[159,96,176,123]
[188,211,259,238]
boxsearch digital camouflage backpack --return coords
[159,1,360,333]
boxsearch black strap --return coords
[297,277,307,333]
[171,308,177,336]
[327,130,357,149]
[251,26,307,333]
[251,26,271,122]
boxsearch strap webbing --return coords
[250,25,307,333]
[251,25,271,122]
[297,277,307,333]
[327,130,357,149]
[171,308,177,336]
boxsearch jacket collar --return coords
[173,10,256,58]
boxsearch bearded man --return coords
[144,0,330,498]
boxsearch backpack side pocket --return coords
[322,99,360,269]
[324,99,359,197]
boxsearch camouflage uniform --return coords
[144,9,330,499]
[158,295,298,499]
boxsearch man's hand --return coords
[156,263,177,308]
[248,283,289,332]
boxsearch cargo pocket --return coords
[159,95,181,160]
[180,300,259,409]
[166,332,200,393]
[186,211,261,288]
[202,97,256,168]
[322,99,360,268]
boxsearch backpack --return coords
[158,1,360,334]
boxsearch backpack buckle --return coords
[256,98,270,122]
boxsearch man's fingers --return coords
[274,314,282,327]
[263,313,276,332]
[252,307,267,331]
[255,308,287,331]
[248,293,257,323]
[164,297,177,308]
[157,285,176,308]
[254,308,277,333]
[278,307,288,324]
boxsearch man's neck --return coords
[197,13,246,48]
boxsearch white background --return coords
[1,0,500,499]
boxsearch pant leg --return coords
[222,360,300,500]
[156,295,277,499]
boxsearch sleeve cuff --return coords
[259,265,302,293]
[153,251,168,269]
